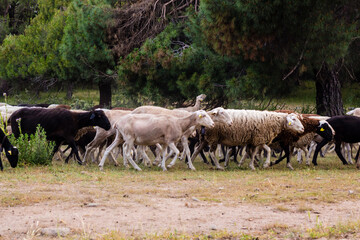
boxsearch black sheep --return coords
[0,128,18,171]
[9,108,110,165]
[313,115,360,168]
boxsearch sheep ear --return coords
[7,150,11,155]
[90,112,95,120]
[288,121,292,126]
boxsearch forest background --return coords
[0,0,359,116]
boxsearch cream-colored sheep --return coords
[177,94,206,112]
[191,110,304,170]
[99,110,215,171]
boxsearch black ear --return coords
[90,112,96,120]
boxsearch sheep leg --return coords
[0,158,3,171]
[312,139,330,166]
[107,148,119,166]
[306,141,317,165]
[224,147,232,167]
[82,145,93,164]
[190,140,207,164]
[285,147,294,170]
[343,143,353,164]
[334,142,348,165]
[122,141,142,171]
[355,145,360,164]
[153,144,163,166]
[248,146,258,171]
[298,146,308,164]
[139,146,151,167]
[162,143,179,171]
[64,140,82,165]
[94,144,106,163]
[262,144,272,168]
[238,146,249,167]
[209,147,224,170]
[270,151,287,166]
[356,147,360,169]
[184,138,196,170]
[98,131,122,170]
[233,146,241,164]
[169,138,191,169]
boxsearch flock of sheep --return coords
[1,94,360,171]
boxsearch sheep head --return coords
[285,113,304,133]
[5,146,19,168]
[208,107,233,126]
[195,110,215,128]
[317,120,335,141]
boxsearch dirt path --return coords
[1,190,360,239]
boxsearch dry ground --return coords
[1,154,360,239]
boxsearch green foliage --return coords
[8,125,55,166]
[0,0,70,89]
[0,0,39,43]
[70,97,95,110]
[0,0,113,94]
[60,0,114,83]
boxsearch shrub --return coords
[8,124,55,166]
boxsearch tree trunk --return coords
[315,61,344,116]
[66,81,73,100]
[98,80,112,108]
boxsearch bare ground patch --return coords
[1,177,360,239]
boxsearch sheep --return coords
[131,106,232,169]
[131,105,190,117]
[48,104,72,110]
[190,110,304,170]
[60,126,97,163]
[346,108,360,116]
[9,108,111,165]
[0,105,32,122]
[82,109,131,165]
[177,94,206,112]
[169,107,233,169]
[312,115,360,168]
[269,115,326,169]
[17,103,50,108]
[0,128,19,171]
[99,110,215,171]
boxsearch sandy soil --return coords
[1,182,360,239]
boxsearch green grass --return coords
[1,153,359,206]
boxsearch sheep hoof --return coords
[356,164,360,169]
[263,162,270,168]
[286,163,294,170]
[135,167,142,171]
[249,165,255,171]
